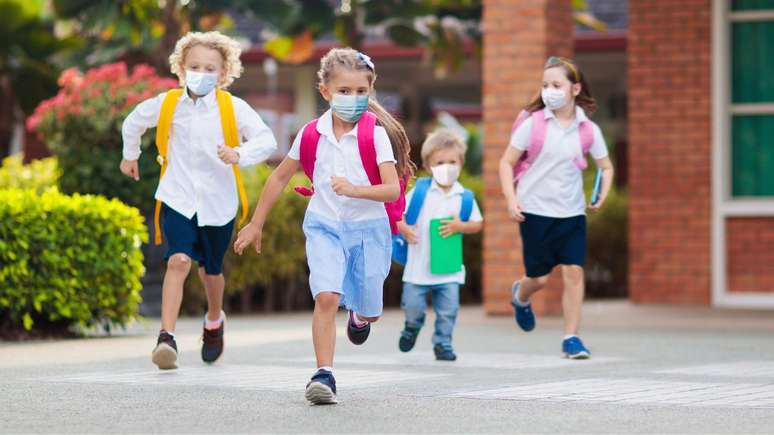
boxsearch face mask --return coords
[541,87,568,111]
[330,93,369,123]
[186,70,218,96]
[431,163,461,187]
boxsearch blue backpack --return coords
[392,177,475,265]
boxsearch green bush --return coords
[182,164,311,313]
[0,188,147,332]
[0,155,60,193]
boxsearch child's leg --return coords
[430,283,460,349]
[561,265,585,335]
[312,292,341,368]
[198,267,224,322]
[401,283,431,329]
[160,253,192,332]
[515,275,550,304]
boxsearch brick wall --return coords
[727,218,774,293]
[628,0,712,304]
[482,0,574,315]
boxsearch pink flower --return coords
[58,67,83,88]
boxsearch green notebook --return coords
[429,216,463,275]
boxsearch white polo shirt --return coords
[509,106,608,218]
[287,109,396,222]
[401,180,483,285]
[122,89,278,226]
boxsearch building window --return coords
[730,2,774,197]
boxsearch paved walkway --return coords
[1,301,774,433]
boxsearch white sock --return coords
[512,282,530,307]
[204,310,225,330]
[564,334,578,340]
[351,311,369,327]
[317,366,334,374]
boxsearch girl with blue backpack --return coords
[233,48,414,405]
[395,129,483,361]
[498,56,614,359]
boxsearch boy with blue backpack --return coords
[395,129,483,361]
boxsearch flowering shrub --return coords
[28,62,178,213]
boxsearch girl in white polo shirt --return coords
[234,48,414,405]
[498,56,615,359]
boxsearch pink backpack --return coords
[294,111,407,235]
[511,109,595,182]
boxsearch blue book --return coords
[591,168,603,205]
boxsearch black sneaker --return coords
[398,324,420,352]
[305,369,338,405]
[152,331,178,370]
[347,311,370,345]
[201,321,224,363]
[434,344,457,361]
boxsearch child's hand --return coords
[234,223,263,255]
[588,195,605,213]
[439,215,464,238]
[120,159,140,181]
[507,197,525,222]
[217,145,240,165]
[331,176,357,197]
[398,222,419,244]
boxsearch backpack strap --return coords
[356,111,380,185]
[524,109,547,165]
[574,120,595,170]
[215,89,249,229]
[294,119,321,196]
[405,177,432,225]
[153,89,184,245]
[459,189,475,222]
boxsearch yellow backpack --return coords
[153,88,249,245]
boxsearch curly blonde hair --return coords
[421,128,467,167]
[169,31,243,88]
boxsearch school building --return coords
[482,0,774,315]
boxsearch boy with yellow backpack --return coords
[120,31,277,370]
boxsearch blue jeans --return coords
[401,282,460,349]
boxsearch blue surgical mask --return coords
[186,70,218,97]
[330,94,369,123]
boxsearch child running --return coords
[498,56,614,359]
[397,129,483,361]
[233,48,413,405]
[120,31,278,369]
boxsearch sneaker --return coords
[562,336,591,360]
[433,344,457,361]
[305,369,338,405]
[151,331,178,370]
[510,281,536,332]
[398,324,420,352]
[201,320,224,363]
[347,311,370,345]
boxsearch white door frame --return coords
[711,0,774,308]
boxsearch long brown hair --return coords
[317,48,415,179]
[524,56,597,116]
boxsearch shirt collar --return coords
[317,109,360,142]
[179,87,218,109]
[542,105,587,125]
[430,179,464,195]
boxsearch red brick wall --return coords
[482,0,573,315]
[628,1,712,304]
[727,218,774,293]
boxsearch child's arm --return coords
[230,99,278,167]
[234,156,300,255]
[119,94,165,180]
[499,146,525,222]
[439,198,484,238]
[330,162,400,202]
[588,156,615,212]
[397,220,419,244]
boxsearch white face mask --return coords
[431,163,461,187]
[185,70,218,96]
[541,87,568,111]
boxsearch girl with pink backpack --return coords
[498,56,615,359]
[233,48,414,405]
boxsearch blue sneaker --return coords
[562,336,591,359]
[510,281,535,332]
[433,344,457,361]
[305,369,338,405]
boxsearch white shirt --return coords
[288,109,396,222]
[402,180,483,285]
[122,89,277,226]
[509,107,608,218]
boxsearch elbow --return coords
[387,183,401,202]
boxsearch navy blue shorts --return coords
[162,204,234,275]
[519,213,586,278]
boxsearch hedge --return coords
[0,189,147,332]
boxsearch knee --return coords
[314,293,340,313]
[564,267,584,286]
[167,254,192,274]
[526,275,549,290]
